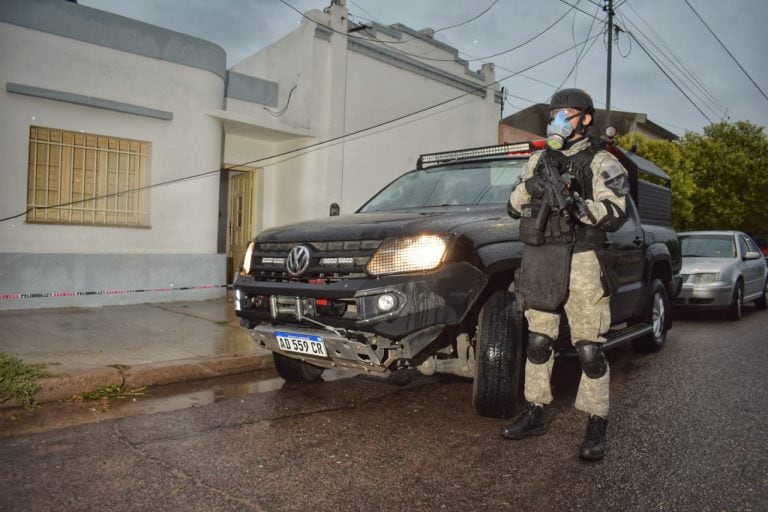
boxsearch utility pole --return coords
[604,0,614,129]
[500,87,505,120]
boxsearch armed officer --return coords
[503,88,629,460]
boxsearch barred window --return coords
[27,126,149,226]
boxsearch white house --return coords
[0,0,501,310]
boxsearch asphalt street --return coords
[1,307,766,511]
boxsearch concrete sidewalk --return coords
[0,294,273,407]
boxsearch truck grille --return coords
[250,240,381,282]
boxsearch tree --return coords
[682,122,768,234]
[615,132,696,230]
[617,121,768,234]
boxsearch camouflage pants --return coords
[522,250,611,417]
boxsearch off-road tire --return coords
[632,278,670,353]
[472,289,524,419]
[273,353,324,382]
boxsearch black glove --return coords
[525,176,545,199]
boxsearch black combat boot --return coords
[579,415,608,461]
[501,403,551,440]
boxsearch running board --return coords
[603,323,653,349]
[556,323,653,358]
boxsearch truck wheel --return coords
[632,278,670,353]
[729,280,744,321]
[472,290,524,419]
[755,279,768,310]
[273,353,324,382]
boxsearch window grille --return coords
[27,126,149,226]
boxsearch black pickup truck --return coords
[234,140,682,418]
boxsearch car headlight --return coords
[692,272,719,284]
[241,241,255,275]
[367,234,447,276]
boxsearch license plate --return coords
[275,331,328,358]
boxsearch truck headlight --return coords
[692,272,719,284]
[241,242,255,275]
[366,234,447,276]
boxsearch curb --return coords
[4,352,275,409]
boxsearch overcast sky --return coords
[78,0,768,138]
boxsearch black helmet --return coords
[549,88,594,114]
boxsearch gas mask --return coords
[546,109,580,150]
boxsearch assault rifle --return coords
[534,156,586,231]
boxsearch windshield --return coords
[680,235,736,258]
[358,160,525,212]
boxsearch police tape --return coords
[0,284,230,300]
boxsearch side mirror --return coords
[329,202,340,217]
[744,251,762,260]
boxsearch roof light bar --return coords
[417,142,534,169]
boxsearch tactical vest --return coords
[518,137,607,250]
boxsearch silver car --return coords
[676,231,768,319]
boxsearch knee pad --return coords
[527,332,554,364]
[575,341,607,379]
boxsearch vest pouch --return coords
[544,214,575,244]
[595,248,619,296]
[519,204,544,246]
[575,224,606,249]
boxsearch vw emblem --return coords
[286,245,311,276]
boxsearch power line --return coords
[555,1,604,90]
[683,0,768,103]
[347,0,379,25]
[620,14,726,121]
[0,33,601,224]
[348,0,502,40]
[280,0,497,63]
[433,0,502,33]
[626,30,714,124]
[557,0,604,21]
[351,1,576,98]
[361,5,578,64]
[625,3,727,117]
[627,16,726,120]
[232,33,602,166]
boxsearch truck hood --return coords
[255,206,518,243]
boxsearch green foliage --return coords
[70,383,146,402]
[68,366,146,406]
[616,121,768,233]
[0,352,49,409]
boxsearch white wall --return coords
[0,16,227,309]
[340,51,498,211]
[220,7,500,231]
[0,23,224,253]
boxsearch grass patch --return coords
[70,383,147,402]
[68,366,147,410]
[0,352,50,409]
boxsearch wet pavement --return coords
[0,295,274,406]
[1,309,767,511]
[0,368,357,438]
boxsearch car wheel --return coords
[472,289,524,419]
[729,280,744,321]
[273,353,324,382]
[632,278,670,353]
[755,279,768,310]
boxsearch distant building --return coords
[0,0,501,310]
[499,103,679,143]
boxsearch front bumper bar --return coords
[234,261,487,340]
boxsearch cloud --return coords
[77,0,768,135]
